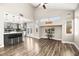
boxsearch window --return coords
[52,16,60,20]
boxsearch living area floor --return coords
[0,37,79,56]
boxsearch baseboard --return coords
[62,41,74,44]
[40,38,62,41]
[0,45,4,48]
[62,41,79,51]
[53,38,61,41]
[26,36,40,39]
[72,43,79,51]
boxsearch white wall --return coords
[0,12,4,47]
[0,3,35,20]
[35,8,74,42]
[54,26,62,40]
[35,8,73,20]
[74,7,79,48]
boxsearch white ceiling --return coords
[32,3,78,10]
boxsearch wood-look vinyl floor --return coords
[0,37,79,56]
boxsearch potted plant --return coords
[46,28,54,40]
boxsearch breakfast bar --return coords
[4,32,23,47]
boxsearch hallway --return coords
[0,37,79,56]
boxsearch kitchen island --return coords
[4,32,23,47]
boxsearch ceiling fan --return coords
[35,3,48,9]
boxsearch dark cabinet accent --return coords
[4,33,23,47]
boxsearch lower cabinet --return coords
[4,33,23,47]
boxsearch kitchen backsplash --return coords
[4,22,26,32]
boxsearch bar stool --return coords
[9,34,18,45]
[18,33,22,43]
[9,34,14,45]
[13,34,18,45]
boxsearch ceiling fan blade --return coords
[34,3,47,9]
[44,3,48,4]
[43,5,46,9]
[35,4,41,8]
